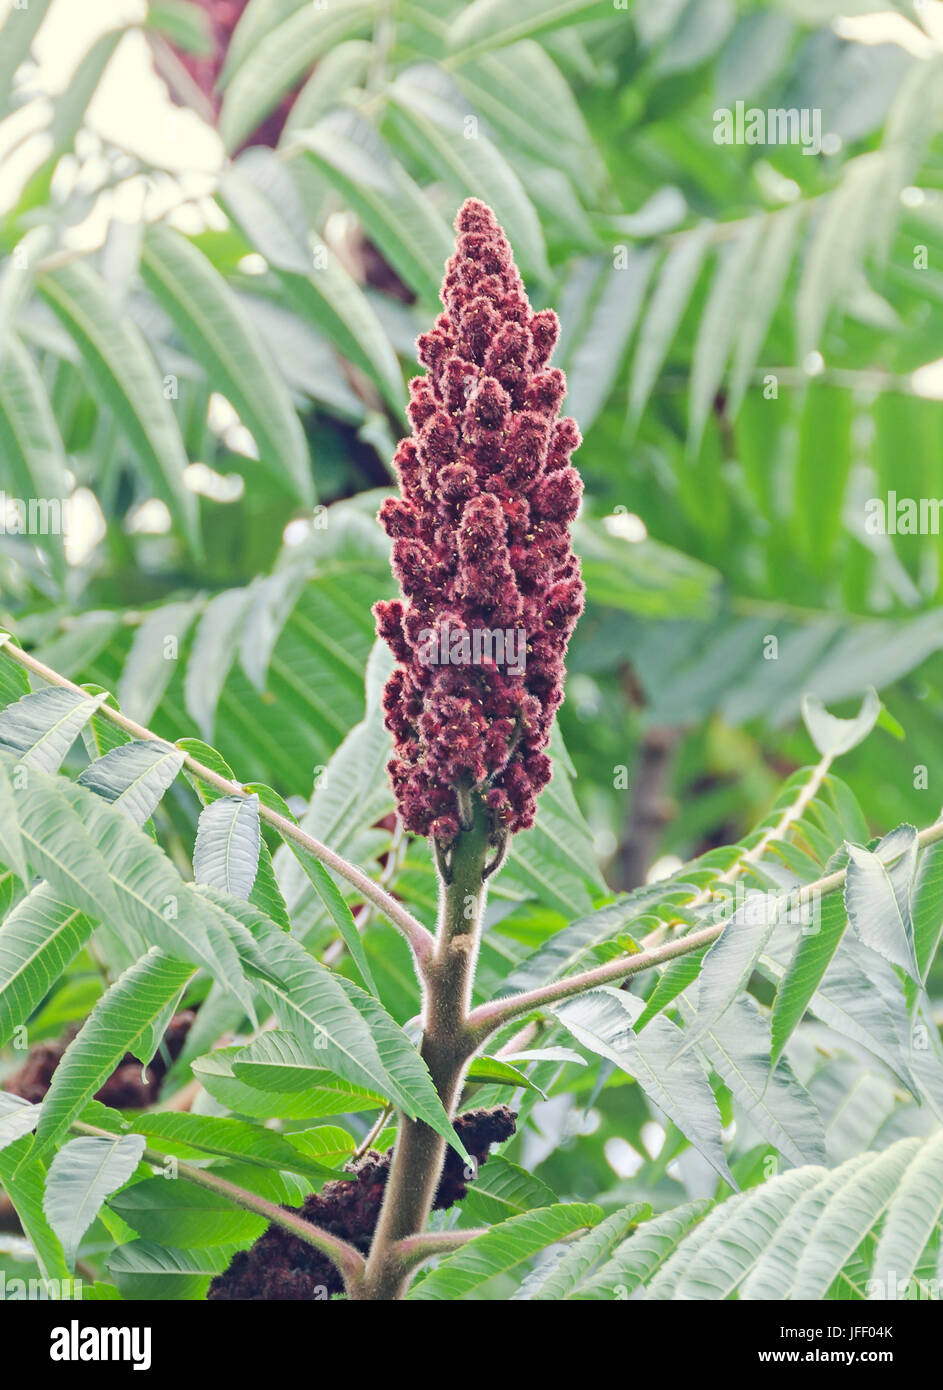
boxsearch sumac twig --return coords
[465,813,943,1046]
[73,1120,366,1293]
[0,635,435,972]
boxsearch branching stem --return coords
[0,637,435,971]
[356,800,491,1300]
[638,752,835,951]
[390,1228,488,1273]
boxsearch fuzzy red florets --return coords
[374,200,584,842]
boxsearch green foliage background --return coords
[1,0,943,1302]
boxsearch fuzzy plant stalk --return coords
[360,199,584,1299]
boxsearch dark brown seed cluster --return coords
[207,1105,516,1300]
[3,1012,195,1109]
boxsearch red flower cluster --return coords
[374,200,584,844]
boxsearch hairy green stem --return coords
[391,1227,489,1273]
[0,636,435,970]
[356,800,491,1300]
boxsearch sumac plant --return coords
[2,205,943,1305]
